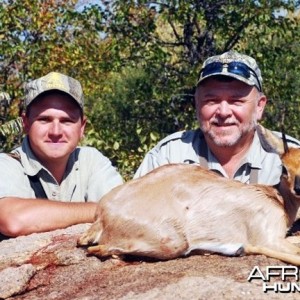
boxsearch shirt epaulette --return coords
[156,131,186,149]
[157,130,198,149]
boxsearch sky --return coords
[75,0,102,11]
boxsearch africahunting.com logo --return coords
[248,266,300,293]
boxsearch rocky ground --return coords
[0,224,299,300]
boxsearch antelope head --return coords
[257,124,300,223]
[257,124,300,194]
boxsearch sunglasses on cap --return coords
[199,61,262,92]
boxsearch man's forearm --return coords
[0,197,98,237]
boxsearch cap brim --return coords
[197,72,256,88]
[26,89,83,111]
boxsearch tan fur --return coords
[78,126,300,264]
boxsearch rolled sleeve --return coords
[81,148,123,202]
[0,154,33,199]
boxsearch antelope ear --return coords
[281,127,289,154]
[256,124,285,155]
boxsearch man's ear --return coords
[256,94,267,121]
[80,116,87,139]
[22,113,30,134]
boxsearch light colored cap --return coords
[24,72,84,109]
[197,50,263,91]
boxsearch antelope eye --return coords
[295,176,300,195]
[282,166,288,176]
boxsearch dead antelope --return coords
[78,125,300,265]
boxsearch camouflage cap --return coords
[197,51,263,91]
[24,72,84,110]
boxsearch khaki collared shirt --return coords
[134,129,300,185]
[0,137,123,202]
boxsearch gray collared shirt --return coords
[134,129,300,185]
[0,137,123,202]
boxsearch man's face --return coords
[195,77,266,148]
[23,92,86,166]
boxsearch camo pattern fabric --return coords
[197,50,263,92]
[0,117,23,137]
[24,72,84,109]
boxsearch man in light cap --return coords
[0,72,123,239]
[134,50,300,184]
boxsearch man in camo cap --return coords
[134,50,300,186]
[0,72,123,239]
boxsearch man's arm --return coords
[0,197,97,237]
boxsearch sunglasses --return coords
[199,61,262,92]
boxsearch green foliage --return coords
[240,7,300,138]
[82,66,196,179]
[0,0,107,113]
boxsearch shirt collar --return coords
[16,136,80,178]
[207,130,264,175]
[241,130,265,169]
[17,136,44,176]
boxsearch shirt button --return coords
[52,192,57,197]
